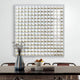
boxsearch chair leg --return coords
[70,75,72,80]
[66,75,68,80]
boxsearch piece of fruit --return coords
[35,59,39,62]
[35,59,44,62]
[40,59,43,61]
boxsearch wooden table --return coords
[0,66,80,80]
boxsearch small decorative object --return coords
[35,59,44,66]
[35,59,43,70]
[13,42,24,72]
[14,4,64,56]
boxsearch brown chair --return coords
[27,63,35,66]
[43,63,51,65]
[52,62,78,80]
[52,62,76,66]
[27,63,51,66]
[1,63,15,66]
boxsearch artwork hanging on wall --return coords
[14,4,64,56]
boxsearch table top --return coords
[0,66,80,75]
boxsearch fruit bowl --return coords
[35,59,44,66]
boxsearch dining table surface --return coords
[0,65,80,75]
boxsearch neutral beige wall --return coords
[0,0,80,65]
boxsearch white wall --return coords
[0,0,80,65]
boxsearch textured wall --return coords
[0,0,80,65]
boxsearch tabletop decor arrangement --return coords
[35,59,44,70]
[13,43,24,72]
[35,59,44,66]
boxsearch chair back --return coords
[27,63,51,66]
[1,63,15,66]
[52,62,76,66]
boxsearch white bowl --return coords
[35,62,43,66]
